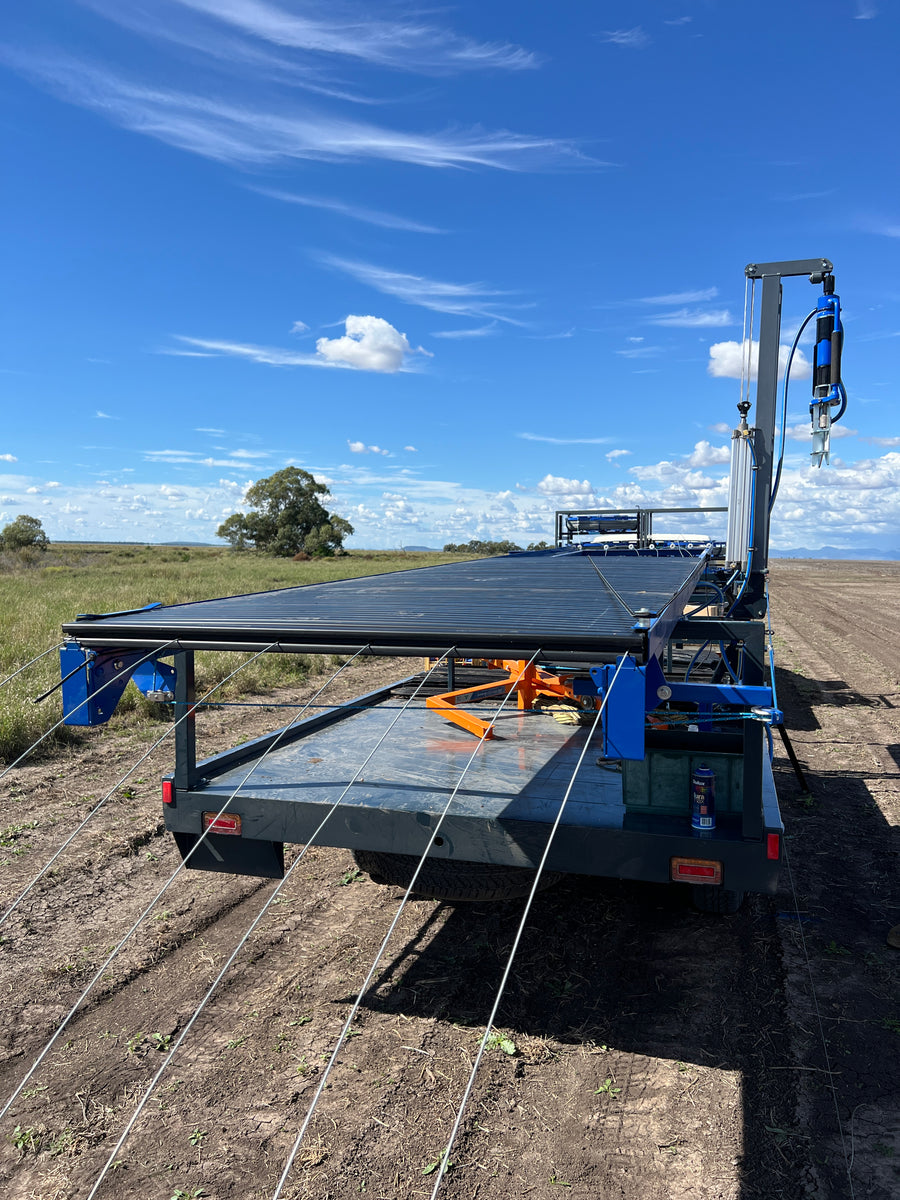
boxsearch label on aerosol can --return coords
[691,764,716,832]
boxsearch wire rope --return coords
[428,654,630,1196]
[0,642,66,691]
[0,642,277,929]
[738,274,749,411]
[0,644,373,1125]
[270,652,544,1200]
[0,642,178,782]
[80,648,456,1200]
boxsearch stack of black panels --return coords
[62,551,707,664]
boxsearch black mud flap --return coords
[173,831,285,879]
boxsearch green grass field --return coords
[0,544,472,765]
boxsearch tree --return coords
[216,468,353,557]
[1,514,50,551]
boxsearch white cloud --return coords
[290,320,309,334]
[348,440,390,455]
[518,433,611,445]
[648,308,733,328]
[26,486,40,494]
[9,53,584,172]
[228,449,269,458]
[867,436,900,446]
[95,410,116,419]
[172,314,420,373]
[685,440,730,467]
[707,339,812,380]
[617,345,662,359]
[404,446,417,453]
[254,188,444,234]
[316,315,415,373]
[46,481,60,487]
[639,287,717,305]
[321,256,525,323]
[537,474,594,495]
[196,427,226,434]
[709,422,732,435]
[431,322,499,339]
[599,28,649,48]
[0,454,17,462]
[606,449,632,460]
[785,423,857,442]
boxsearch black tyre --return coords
[691,885,745,915]
[352,850,563,902]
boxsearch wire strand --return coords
[0,642,178,781]
[271,652,543,1200]
[0,645,372,1126]
[0,642,66,691]
[429,654,630,1197]
[0,643,278,929]
[80,649,456,1200]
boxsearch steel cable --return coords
[0,642,178,782]
[0,644,374,1126]
[79,648,455,1200]
[0,642,279,929]
[428,654,629,1196]
[271,651,544,1200]
[0,641,66,691]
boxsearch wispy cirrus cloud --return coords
[518,433,611,445]
[321,256,526,323]
[99,0,541,75]
[251,187,445,233]
[648,308,734,328]
[599,28,649,48]
[639,287,718,305]
[5,52,583,171]
[431,322,499,339]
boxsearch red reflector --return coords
[203,811,241,836]
[162,780,174,805]
[671,857,723,885]
[767,833,780,860]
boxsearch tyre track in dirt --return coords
[767,562,900,1200]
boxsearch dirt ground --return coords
[0,560,897,1200]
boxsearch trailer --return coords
[56,258,847,915]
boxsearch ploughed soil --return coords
[0,561,897,1200]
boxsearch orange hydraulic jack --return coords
[425,660,583,739]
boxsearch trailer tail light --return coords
[203,811,242,836]
[162,780,174,805]
[767,833,780,860]
[671,857,723,885]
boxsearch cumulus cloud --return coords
[785,423,857,442]
[708,340,812,380]
[685,440,730,467]
[317,316,415,373]
[348,440,390,455]
[404,446,417,452]
[0,454,17,462]
[606,449,632,460]
[537,474,594,495]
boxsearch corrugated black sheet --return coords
[62,551,706,663]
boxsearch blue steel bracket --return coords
[590,657,647,761]
[60,644,177,725]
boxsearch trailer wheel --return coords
[352,850,563,902]
[691,885,745,915]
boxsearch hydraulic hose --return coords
[770,308,817,512]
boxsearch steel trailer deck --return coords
[62,551,709,664]
[166,677,782,893]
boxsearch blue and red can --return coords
[691,764,716,832]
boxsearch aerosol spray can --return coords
[691,764,716,832]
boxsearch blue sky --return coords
[1,0,898,550]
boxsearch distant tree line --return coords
[443,538,551,555]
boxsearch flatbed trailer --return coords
[56,258,848,914]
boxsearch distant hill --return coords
[398,545,442,552]
[770,546,900,561]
